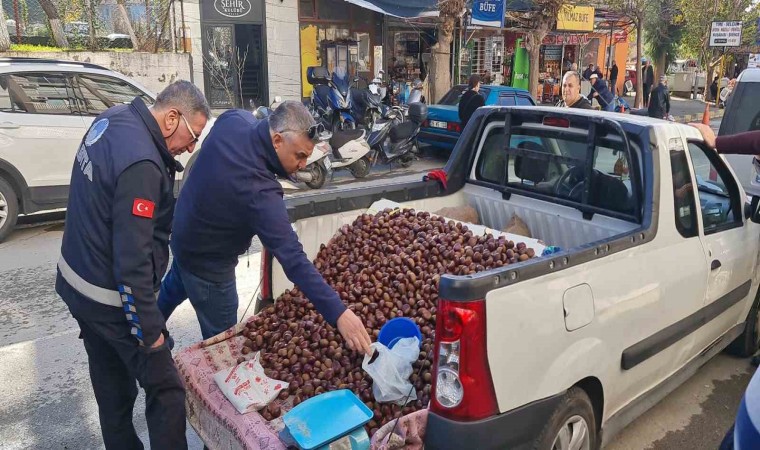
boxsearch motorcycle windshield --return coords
[332,69,350,97]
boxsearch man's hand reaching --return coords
[337,309,372,355]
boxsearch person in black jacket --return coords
[610,60,619,95]
[648,75,671,119]
[561,71,593,109]
[159,101,372,354]
[643,59,655,106]
[458,74,485,129]
[56,81,210,450]
[582,64,594,81]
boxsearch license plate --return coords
[430,120,447,129]
[372,122,386,131]
[323,157,332,170]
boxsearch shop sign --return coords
[542,34,590,46]
[556,5,595,32]
[543,45,562,61]
[749,53,760,69]
[471,0,505,28]
[613,30,628,43]
[710,21,742,47]
[214,0,252,18]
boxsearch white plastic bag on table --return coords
[362,337,420,405]
[213,352,289,414]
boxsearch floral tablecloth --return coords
[175,319,428,450]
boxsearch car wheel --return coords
[533,388,597,450]
[726,288,760,357]
[0,176,19,243]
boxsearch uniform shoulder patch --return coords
[132,198,155,218]
[85,118,109,146]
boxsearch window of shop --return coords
[461,36,504,82]
[299,0,316,18]
[390,30,434,81]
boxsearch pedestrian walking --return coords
[582,64,594,81]
[648,75,671,119]
[158,101,372,355]
[458,74,485,129]
[56,81,210,450]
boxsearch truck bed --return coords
[270,183,639,298]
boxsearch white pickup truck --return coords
[258,106,760,449]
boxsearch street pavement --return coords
[0,117,752,450]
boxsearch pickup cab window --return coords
[687,142,743,233]
[475,121,636,218]
[671,150,698,238]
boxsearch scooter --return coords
[366,102,427,169]
[323,128,373,179]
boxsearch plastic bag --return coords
[362,337,420,405]
[214,352,289,414]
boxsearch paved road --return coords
[1,118,752,449]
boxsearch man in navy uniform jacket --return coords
[56,81,210,449]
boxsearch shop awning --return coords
[343,0,438,18]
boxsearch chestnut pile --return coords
[240,208,536,432]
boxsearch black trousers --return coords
[76,318,187,450]
[643,84,651,106]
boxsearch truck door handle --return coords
[0,121,19,129]
[711,260,722,271]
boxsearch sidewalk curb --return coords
[673,108,724,124]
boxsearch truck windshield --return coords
[475,120,638,220]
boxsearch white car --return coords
[0,58,199,242]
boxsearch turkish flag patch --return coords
[132,198,155,218]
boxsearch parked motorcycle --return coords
[350,77,383,129]
[366,102,427,169]
[306,66,357,132]
[323,129,373,179]
[291,141,332,189]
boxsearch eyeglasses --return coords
[180,113,199,144]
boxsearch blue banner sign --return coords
[472,0,505,28]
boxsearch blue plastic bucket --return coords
[378,317,422,349]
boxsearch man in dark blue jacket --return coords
[159,101,372,354]
[56,81,210,449]
[589,73,615,111]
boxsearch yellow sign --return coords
[556,5,595,32]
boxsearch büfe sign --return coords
[556,5,595,32]
[710,21,743,47]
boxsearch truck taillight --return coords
[430,298,498,421]
[260,248,272,300]
[447,122,462,133]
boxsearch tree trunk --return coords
[430,16,455,103]
[116,0,139,50]
[0,6,12,51]
[86,0,97,50]
[525,23,549,100]
[39,0,69,48]
[655,53,666,81]
[635,21,643,108]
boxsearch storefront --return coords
[298,0,383,99]
[382,18,437,84]
[199,0,268,109]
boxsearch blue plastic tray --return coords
[283,390,372,450]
